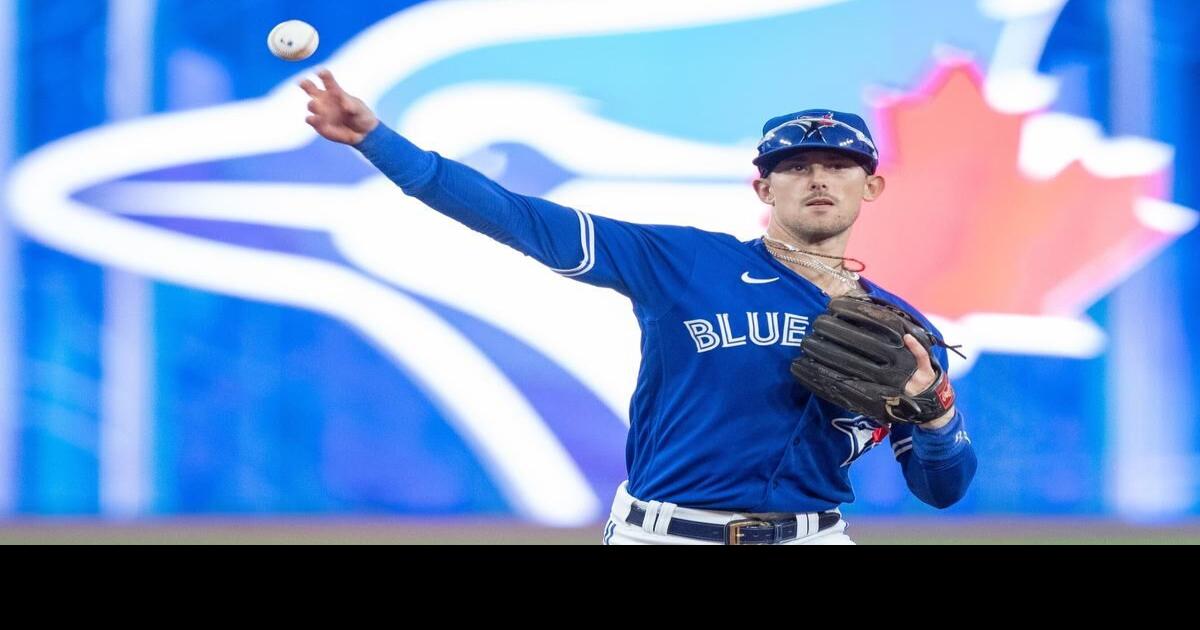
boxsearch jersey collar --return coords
[748,237,879,299]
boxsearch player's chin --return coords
[795,206,841,224]
[792,218,854,241]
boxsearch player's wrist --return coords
[917,406,956,431]
[910,407,970,463]
[352,119,389,151]
[356,115,380,142]
[349,122,376,146]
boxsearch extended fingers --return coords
[317,69,344,95]
[298,79,321,97]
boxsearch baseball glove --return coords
[789,295,962,424]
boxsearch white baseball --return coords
[268,20,319,61]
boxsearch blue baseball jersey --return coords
[357,123,977,512]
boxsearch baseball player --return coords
[301,69,976,545]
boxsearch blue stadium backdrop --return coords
[1,0,1197,525]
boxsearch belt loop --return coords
[653,502,677,535]
[641,501,663,534]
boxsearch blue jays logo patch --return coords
[831,416,890,467]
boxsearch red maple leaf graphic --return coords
[845,62,1181,319]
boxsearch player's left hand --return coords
[902,333,955,429]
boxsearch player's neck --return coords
[763,226,863,297]
[763,225,849,259]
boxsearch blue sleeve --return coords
[889,409,977,509]
[855,290,978,507]
[883,319,977,509]
[354,123,696,316]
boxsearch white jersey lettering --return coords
[748,311,780,346]
[683,319,721,353]
[716,313,747,348]
[781,314,810,347]
[684,312,809,353]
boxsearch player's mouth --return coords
[805,196,837,207]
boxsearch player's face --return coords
[753,150,885,243]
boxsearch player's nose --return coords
[806,164,833,188]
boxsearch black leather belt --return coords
[626,506,840,545]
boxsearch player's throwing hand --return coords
[299,69,379,145]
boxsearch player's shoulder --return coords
[591,215,743,248]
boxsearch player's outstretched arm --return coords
[297,70,692,311]
[298,69,586,271]
[300,69,379,146]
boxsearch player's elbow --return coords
[914,480,971,509]
[923,489,968,510]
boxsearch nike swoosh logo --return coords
[741,272,779,284]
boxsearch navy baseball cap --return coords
[753,109,879,176]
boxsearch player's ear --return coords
[752,177,774,205]
[862,174,885,201]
